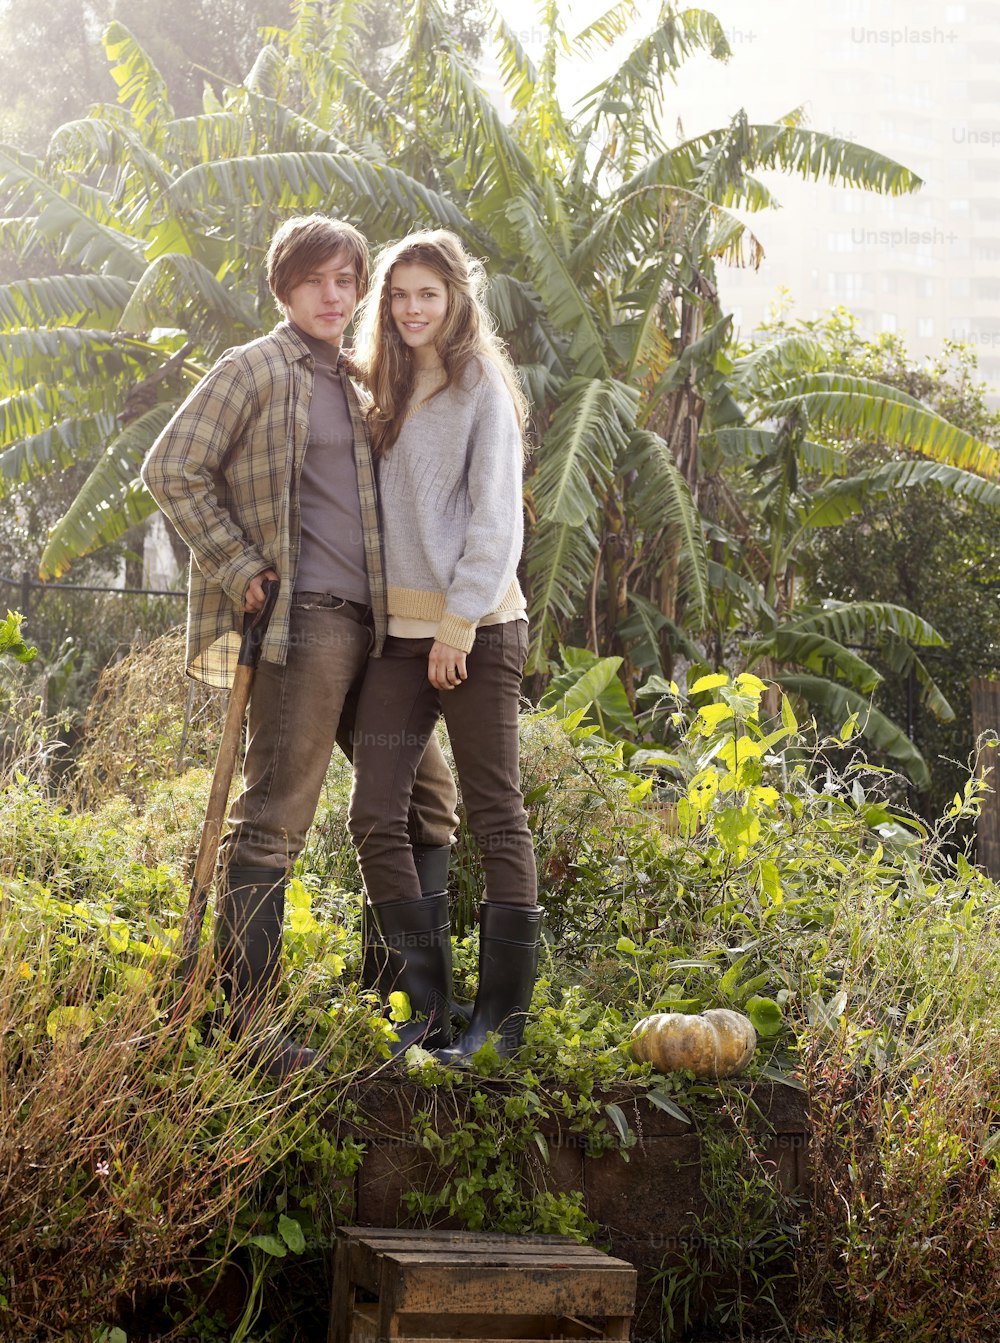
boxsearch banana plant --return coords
[2,2,921,622]
[3,0,974,787]
[0,10,488,578]
[683,327,1000,786]
[360,3,927,680]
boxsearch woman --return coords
[347,229,539,1064]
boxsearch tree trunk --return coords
[601,486,635,703]
[971,678,1000,878]
[647,289,707,672]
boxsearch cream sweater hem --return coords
[387,579,526,652]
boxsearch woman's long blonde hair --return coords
[351,229,528,457]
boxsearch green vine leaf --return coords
[645,1088,691,1123]
[278,1215,306,1255]
[746,996,783,1038]
[249,1233,287,1258]
[532,1130,550,1164]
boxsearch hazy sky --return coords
[486,0,890,257]
[490,0,803,123]
[488,0,936,134]
[488,0,1000,389]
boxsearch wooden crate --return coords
[329,1227,637,1343]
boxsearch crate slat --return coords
[350,1304,607,1341]
[330,1227,636,1343]
[388,1263,636,1315]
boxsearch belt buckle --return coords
[292,590,345,611]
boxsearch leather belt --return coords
[292,590,371,619]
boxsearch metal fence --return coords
[0,570,184,615]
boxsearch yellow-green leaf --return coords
[780,694,798,735]
[627,776,654,803]
[717,735,764,771]
[691,672,729,694]
[46,1005,93,1041]
[733,672,767,697]
[713,805,761,857]
[758,860,783,904]
[106,926,130,953]
[697,702,732,734]
[840,712,860,741]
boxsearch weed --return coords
[3,669,1000,1339]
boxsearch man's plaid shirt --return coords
[142,322,386,688]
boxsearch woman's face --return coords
[389,262,449,362]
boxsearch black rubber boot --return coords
[412,843,452,896]
[368,891,453,1055]
[216,865,320,1079]
[433,902,542,1067]
[360,844,451,992]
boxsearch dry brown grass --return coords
[73,628,225,806]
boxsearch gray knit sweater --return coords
[377,357,526,652]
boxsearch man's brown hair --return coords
[266,215,369,308]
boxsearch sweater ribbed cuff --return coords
[436,611,478,653]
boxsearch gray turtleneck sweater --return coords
[292,323,370,604]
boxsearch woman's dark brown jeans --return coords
[348,622,538,907]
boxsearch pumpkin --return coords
[629,1008,756,1079]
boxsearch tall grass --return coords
[7,644,1000,1340]
[794,862,1000,1341]
[0,770,386,1339]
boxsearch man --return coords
[142,214,458,1077]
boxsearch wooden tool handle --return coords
[176,579,280,982]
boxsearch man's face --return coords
[283,249,360,346]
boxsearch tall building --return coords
[671,0,1000,398]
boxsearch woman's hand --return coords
[428,639,468,690]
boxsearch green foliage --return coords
[392,1078,601,1239]
[797,952,1000,1341]
[656,1125,801,1340]
[0,609,36,664]
[0,785,374,1338]
[0,0,931,702]
[7,669,1000,1336]
[682,314,1000,788]
[794,319,1000,822]
[549,670,1000,1339]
